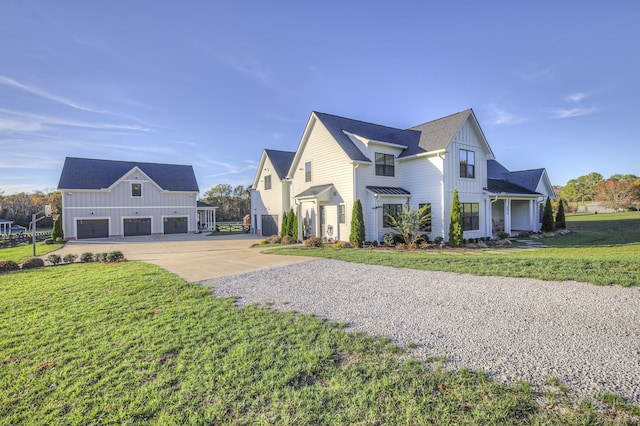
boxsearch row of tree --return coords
[0,190,61,227]
[200,184,250,222]
[559,172,640,211]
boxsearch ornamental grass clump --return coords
[304,237,323,247]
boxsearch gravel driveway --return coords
[201,258,640,404]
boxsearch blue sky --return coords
[1,1,638,195]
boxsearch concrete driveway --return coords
[52,233,313,281]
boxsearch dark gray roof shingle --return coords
[57,157,199,192]
[314,112,421,163]
[485,179,540,195]
[265,149,295,180]
[404,109,472,157]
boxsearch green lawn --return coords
[2,262,635,424]
[0,241,62,263]
[269,212,640,287]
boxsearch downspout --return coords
[438,151,446,240]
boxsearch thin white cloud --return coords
[517,65,556,82]
[547,106,598,119]
[0,108,150,132]
[0,74,106,114]
[0,74,152,126]
[565,92,590,103]
[483,104,527,126]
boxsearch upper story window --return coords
[305,162,312,182]
[264,175,272,190]
[131,183,142,197]
[459,149,475,179]
[375,153,395,176]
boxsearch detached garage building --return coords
[58,157,200,239]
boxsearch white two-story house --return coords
[250,109,554,242]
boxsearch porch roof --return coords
[295,184,335,199]
[485,179,540,196]
[366,186,411,195]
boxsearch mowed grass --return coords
[0,241,62,263]
[1,263,631,424]
[269,212,640,287]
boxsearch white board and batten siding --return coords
[251,154,290,236]
[442,119,493,239]
[290,118,354,240]
[62,169,197,238]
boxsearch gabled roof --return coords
[485,179,539,195]
[487,160,546,194]
[314,112,420,163]
[265,149,295,180]
[404,109,473,156]
[294,184,335,199]
[57,157,199,192]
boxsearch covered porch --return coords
[488,196,544,236]
[197,201,218,231]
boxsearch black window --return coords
[462,203,479,231]
[375,153,395,176]
[460,149,475,178]
[131,183,142,197]
[418,203,432,232]
[305,162,311,182]
[383,204,403,227]
[264,175,272,190]
[339,204,346,224]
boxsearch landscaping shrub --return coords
[433,236,444,245]
[304,237,323,247]
[51,215,64,241]
[44,238,55,245]
[94,253,108,263]
[383,232,403,246]
[281,211,289,237]
[63,254,78,263]
[414,233,429,244]
[0,260,19,272]
[449,188,463,247]
[332,241,349,248]
[80,252,94,263]
[396,243,407,250]
[22,257,45,269]
[46,254,62,265]
[281,235,295,245]
[496,231,510,240]
[106,251,125,262]
[542,197,555,232]
[349,199,365,248]
[556,198,567,229]
[265,235,281,244]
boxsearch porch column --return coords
[504,199,512,235]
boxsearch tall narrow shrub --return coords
[292,211,299,241]
[350,199,365,247]
[287,208,295,237]
[555,198,566,229]
[281,211,289,237]
[542,197,555,232]
[449,188,463,247]
[51,214,63,241]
